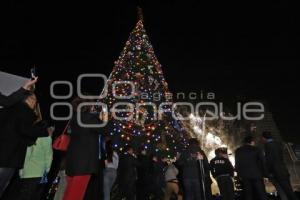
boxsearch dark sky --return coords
[0,0,299,142]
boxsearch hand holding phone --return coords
[23,77,38,90]
[30,67,37,80]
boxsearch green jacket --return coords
[19,136,53,178]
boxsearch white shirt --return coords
[105,152,119,169]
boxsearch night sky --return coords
[0,0,299,142]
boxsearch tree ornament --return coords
[154,80,160,90]
[148,75,155,85]
[148,65,154,74]
[135,72,143,80]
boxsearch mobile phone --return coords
[30,67,37,80]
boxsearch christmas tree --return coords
[102,10,188,158]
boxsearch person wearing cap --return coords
[210,148,235,200]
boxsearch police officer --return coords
[210,148,235,200]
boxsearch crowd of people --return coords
[0,77,299,200]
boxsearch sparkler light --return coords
[193,126,203,135]
[206,132,222,146]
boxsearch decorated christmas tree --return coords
[102,10,188,157]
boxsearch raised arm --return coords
[0,77,38,107]
[0,88,27,107]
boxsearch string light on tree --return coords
[101,8,189,156]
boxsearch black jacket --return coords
[65,112,102,176]
[176,147,211,182]
[235,145,268,180]
[0,88,27,107]
[118,153,139,185]
[150,160,168,188]
[264,140,290,180]
[210,156,234,178]
[137,154,152,185]
[0,103,49,168]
